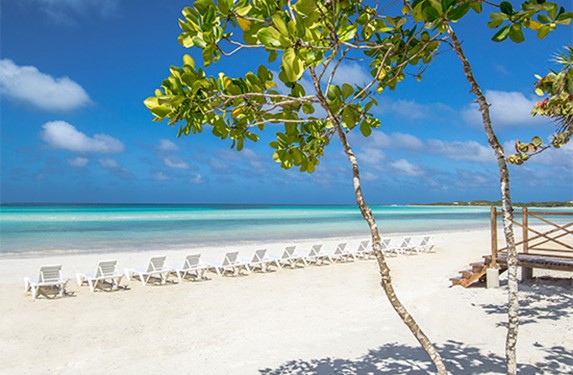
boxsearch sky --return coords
[1,0,572,205]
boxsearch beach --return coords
[0,228,571,374]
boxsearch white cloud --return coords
[462,90,546,127]
[98,158,120,169]
[384,99,427,120]
[41,121,124,153]
[0,59,90,111]
[98,158,132,179]
[190,174,206,184]
[427,140,494,163]
[357,148,386,165]
[157,139,179,152]
[163,157,189,170]
[153,171,170,181]
[367,131,424,150]
[330,63,372,87]
[390,159,424,176]
[68,157,89,167]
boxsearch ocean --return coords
[0,204,568,257]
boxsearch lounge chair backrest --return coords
[420,236,430,246]
[252,249,267,262]
[147,256,167,272]
[96,260,118,277]
[39,265,62,283]
[223,252,239,266]
[282,246,295,259]
[380,238,391,249]
[309,244,322,256]
[358,240,369,252]
[185,254,201,269]
[334,243,347,255]
[401,237,411,247]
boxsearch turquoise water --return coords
[1,204,568,257]
[0,204,491,256]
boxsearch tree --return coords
[145,0,448,372]
[508,45,573,164]
[405,0,571,373]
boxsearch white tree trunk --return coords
[446,24,519,375]
[310,70,448,374]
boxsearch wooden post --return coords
[491,206,498,269]
[522,207,529,254]
[521,207,533,280]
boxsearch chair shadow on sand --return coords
[259,340,573,375]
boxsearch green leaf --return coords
[448,3,471,22]
[499,1,514,15]
[360,121,372,137]
[218,0,233,14]
[143,96,159,109]
[341,83,354,100]
[470,2,483,14]
[537,25,551,39]
[151,105,171,118]
[537,14,551,24]
[257,28,283,48]
[182,54,195,69]
[302,103,315,114]
[509,24,525,43]
[272,13,289,36]
[295,0,317,16]
[491,25,510,42]
[548,3,558,19]
[531,136,543,147]
[192,36,207,48]
[282,48,305,82]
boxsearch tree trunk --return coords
[446,24,519,375]
[309,70,448,374]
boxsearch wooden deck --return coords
[451,208,573,288]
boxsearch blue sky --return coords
[1,0,572,204]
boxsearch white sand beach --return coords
[0,228,571,374]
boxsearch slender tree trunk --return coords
[309,71,448,375]
[446,24,519,375]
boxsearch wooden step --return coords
[449,277,463,286]
[459,270,474,279]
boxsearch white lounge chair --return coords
[353,240,372,259]
[324,243,354,263]
[24,265,69,299]
[247,249,281,272]
[76,260,124,292]
[304,244,330,265]
[278,246,307,268]
[208,251,250,276]
[125,256,172,285]
[386,237,413,255]
[413,236,434,253]
[379,238,395,255]
[172,254,210,282]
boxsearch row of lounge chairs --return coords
[24,236,434,298]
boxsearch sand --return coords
[0,229,571,374]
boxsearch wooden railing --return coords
[490,207,573,269]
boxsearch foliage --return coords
[508,46,573,165]
[145,0,442,173]
[487,0,572,42]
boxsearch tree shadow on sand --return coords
[260,340,571,374]
[479,277,573,327]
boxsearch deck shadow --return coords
[479,278,573,327]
